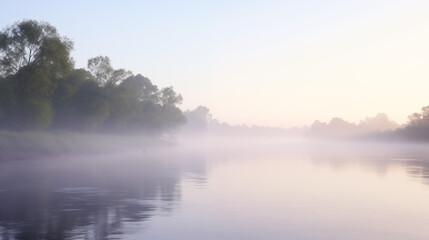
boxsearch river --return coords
[0,141,428,239]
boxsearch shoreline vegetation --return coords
[0,20,186,135]
[1,20,429,161]
[0,19,187,161]
[0,130,172,160]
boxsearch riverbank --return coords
[0,130,170,160]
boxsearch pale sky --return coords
[2,0,429,127]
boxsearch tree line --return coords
[0,20,185,133]
[394,106,429,141]
[182,105,429,141]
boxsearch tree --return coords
[396,105,429,140]
[0,76,19,129]
[359,113,399,131]
[0,20,186,133]
[87,56,131,86]
[12,68,55,129]
[0,20,73,78]
[51,69,92,128]
[133,74,159,102]
[160,87,182,107]
[183,106,212,132]
[0,20,74,130]
[64,80,110,130]
[407,106,429,126]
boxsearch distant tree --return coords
[397,105,429,141]
[308,114,400,139]
[407,106,429,127]
[359,113,399,132]
[183,106,212,132]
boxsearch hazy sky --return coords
[2,0,429,127]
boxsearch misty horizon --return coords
[3,1,429,127]
[2,2,429,240]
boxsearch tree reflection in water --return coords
[308,142,429,185]
[1,143,429,240]
[0,150,208,240]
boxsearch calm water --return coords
[0,142,429,240]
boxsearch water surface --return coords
[0,142,429,239]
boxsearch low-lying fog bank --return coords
[2,123,429,161]
[0,131,171,160]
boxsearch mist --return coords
[1,4,429,240]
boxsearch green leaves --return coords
[87,56,131,86]
[0,20,74,130]
[0,20,186,133]
[0,20,73,78]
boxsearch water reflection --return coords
[400,159,429,185]
[0,143,429,239]
[0,151,208,240]
[307,142,429,185]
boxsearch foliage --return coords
[0,19,73,78]
[399,105,429,140]
[87,56,131,86]
[0,20,185,134]
[183,106,212,132]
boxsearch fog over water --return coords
[2,3,429,240]
[1,141,429,240]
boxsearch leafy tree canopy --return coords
[0,20,73,78]
[87,56,131,86]
[0,20,186,133]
